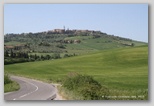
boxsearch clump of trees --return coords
[38,42,50,46]
[56,44,66,49]
[4,49,61,65]
[63,53,76,58]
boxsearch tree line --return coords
[4,50,61,65]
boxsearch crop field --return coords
[4,45,148,99]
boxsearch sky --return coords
[4,4,148,42]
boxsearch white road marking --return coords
[13,78,39,100]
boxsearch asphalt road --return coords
[4,76,57,100]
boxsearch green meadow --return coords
[4,46,148,99]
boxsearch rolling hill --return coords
[4,29,147,56]
[5,45,148,92]
[4,29,148,99]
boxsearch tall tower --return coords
[63,26,65,31]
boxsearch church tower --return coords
[63,26,65,31]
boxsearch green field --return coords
[27,38,147,58]
[4,41,25,46]
[4,46,148,98]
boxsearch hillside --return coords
[5,46,148,91]
[4,29,147,57]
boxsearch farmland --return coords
[4,45,148,99]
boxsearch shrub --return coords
[62,72,109,100]
[4,74,12,85]
[56,44,66,49]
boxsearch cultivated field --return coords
[4,45,148,99]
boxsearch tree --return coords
[4,50,9,57]
[131,43,135,47]
[45,55,51,60]
[29,54,34,59]
[63,54,69,58]
[52,53,60,59]
[41,55,45,60]
[10,49,14,58]
[23,52,29,58]
[34,54,38,60]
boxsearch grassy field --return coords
[4,41,25,46]
[4,45,148,99]
[28,37,147,57]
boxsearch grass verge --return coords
[4,81,20,93]
[4,74,20,93]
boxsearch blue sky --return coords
[4,4,148,42]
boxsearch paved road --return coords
[4,76,57,100]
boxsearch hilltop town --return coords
[16,27,102,36]
[46,27,101,34]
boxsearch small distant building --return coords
[74,40,81,44]
[14,45,25,50]
[53,29,65,33]
[4,45,14,49]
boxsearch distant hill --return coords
[4,29,147,56]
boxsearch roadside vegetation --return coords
[4,74,20,93]
[59,72,148,100]
[59,72,109,100]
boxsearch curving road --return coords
[4,76,57,100]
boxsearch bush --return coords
[62,72,109,100]
[56,44,66,49]
[63,54,74,58]
[4,58,29,65]
[4,74,12,85]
